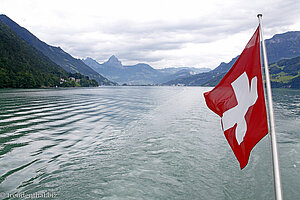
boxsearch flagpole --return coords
[257,14,283,200]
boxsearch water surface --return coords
[0,87,299,199]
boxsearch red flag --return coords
[204,27,268,169]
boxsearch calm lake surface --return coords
[0,87,299,199]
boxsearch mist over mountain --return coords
[163,56,238,86]
[158,67,210,74]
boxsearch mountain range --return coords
[164,31,300,87]
[83,56,162,85]
[0,14,115,86]
[83,56,210,85]
[0,14,299,88]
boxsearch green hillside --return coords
[269,56,300,88]
[0,21,98,88]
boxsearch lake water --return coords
[0,87,299,199]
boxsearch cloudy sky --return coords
[1,0,300,69]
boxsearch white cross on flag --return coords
[204,27,268,169]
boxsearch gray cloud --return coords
[3,0,299,69]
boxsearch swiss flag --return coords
[204,27,268,169]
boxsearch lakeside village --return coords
[59,77,80,84]
[55,73,99,87]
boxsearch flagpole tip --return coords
[257,14,263,18]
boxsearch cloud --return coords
[1,0,300,69]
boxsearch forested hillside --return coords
[0,22,98,88]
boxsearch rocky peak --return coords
[106,55,122,67]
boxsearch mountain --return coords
[0,14,115,85]
[83,56,210,85]
[83,56,162,85]
[163,56,238,86]
[165,31,300,87]
[265,31,300,64]
[0,21,98,88]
